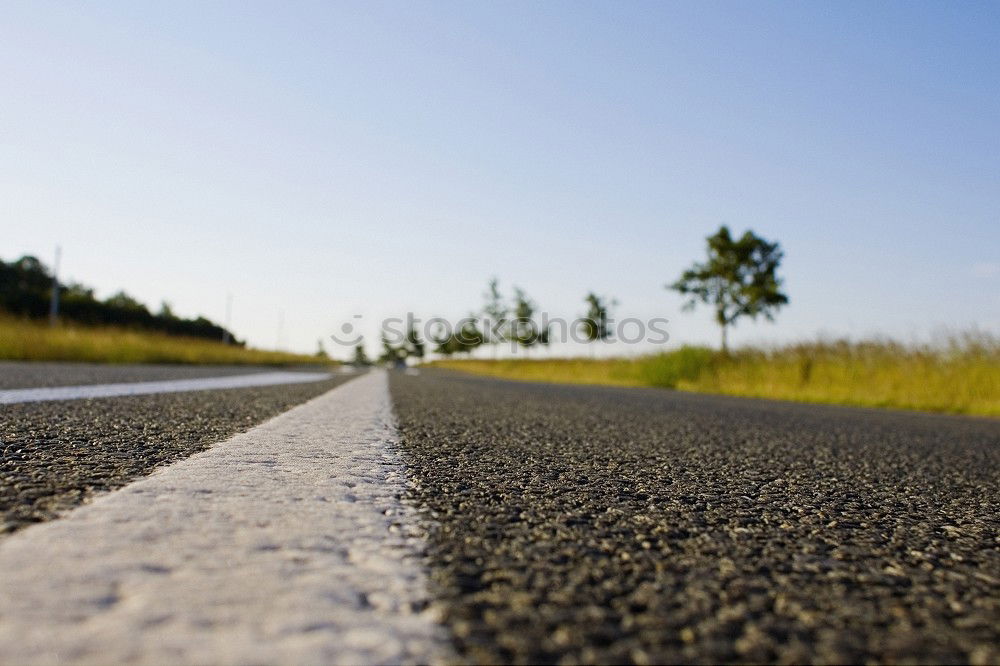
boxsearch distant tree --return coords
[510,288,550,354]
[158,301,177,320]
[430,331,454,356]
[669,225,788,352]
[579,292,615,355]
[481,277,508,356]
[0,254,239,343]
[430,321,453,356]
[315,339,329,359]
[104,291,148,313]
[378,334,407,367]
[0,255,55,316]
[352,343,371,366]
[431,326,453,356]
[457,318,484,354]
[432,318,483,356]
[404,324,425,362]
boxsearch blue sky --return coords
[3,1,998,356]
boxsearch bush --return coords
[636,346,715,388]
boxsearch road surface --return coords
[389,370,1000,664]
[0,363,997,664]
[0,369,448,665]
[0,362,351,533]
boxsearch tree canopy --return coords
[579,292,615,346]
[481,277,508,351]
[432,318,484,356]
[509,288,549,351]
[0,254,241,344]
[669,226,788,351]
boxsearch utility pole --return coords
[223,293,233,344]
[49,245,61,326]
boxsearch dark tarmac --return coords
[0,362,352,533]
[2,361,997,663]
[391,369,1000,664]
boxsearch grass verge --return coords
[0,314,333,366]
[430,335,1000,417]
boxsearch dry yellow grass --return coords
[0,315,332,366]
[431,357,646,387]
[431,336,1000,417]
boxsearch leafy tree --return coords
[669,225,788,352]
[457,318,484,353]
[404,324,425,361]
[352,343,371,366]
[510,288,550,353]
[432,318,483,356]
[481,277,508,355]
[0,254,242,343]
[104,291,149,313]
[158,301,178,320]
[579,292,616,354]
[0,255,55,316]
[378,334,407,366]
[430,321,454,356]
[432,336,454,356]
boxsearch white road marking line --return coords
[0,370,453,665]
[0,371,336,404]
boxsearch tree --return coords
[315,339,329,359]
[457,318,484,354]
[104,291,148,313]
[669,225,788,352]
[481,277,508,357]
[579,292,615,355]
[379,334,407,367]
[430,321,455,356]
[432,318,483,356]
[510,288,550,353]
[404,324,425,362]
[0,254,238,342]
[352,343,370,366]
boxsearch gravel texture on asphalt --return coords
[0,373,354,534]
[0,371,453,665]
[0,361,329,389]
[390,369,1000,665]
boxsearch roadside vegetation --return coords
[1,254,242,344]
[432,334,1000,417]
[7,224,997,407]
[669,226,788,352]
[0,314,330,366]
[382,226,998,416]
[0,253,333,365]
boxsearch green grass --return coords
[430,334,1000,417]
[0,314,334,366]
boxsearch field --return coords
[431,335,1000,417]
[0,315,332,366]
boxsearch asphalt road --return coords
[0,361,303,389]
[390,369,1000,664]
[2,362,998,664]
[0,362,353,533]
[0,371,452,666]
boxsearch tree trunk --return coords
[720,324,728,354]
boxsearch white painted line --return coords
[0,370,452,665]
[0,371,335,405]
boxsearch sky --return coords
[2,0,998,357]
